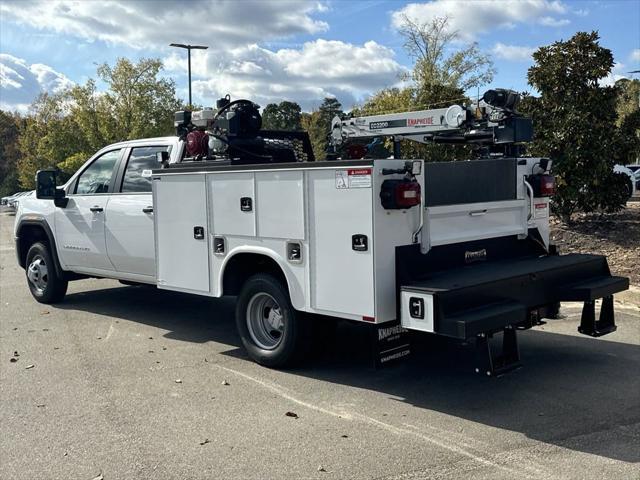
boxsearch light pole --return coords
[169,43,208,108]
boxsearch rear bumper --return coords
[400,253,629,339]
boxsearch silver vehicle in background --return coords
[3,191,33,211]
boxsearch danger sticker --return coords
[533,202,549,219]
[336,169,372,189]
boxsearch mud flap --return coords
[372,320,411,369]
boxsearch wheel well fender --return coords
[219,248,304,309]
[16,220,64,277]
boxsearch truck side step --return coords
[558,276,629,302]
[447,301,526,339]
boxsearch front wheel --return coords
[235,274,308,368]
[25,242,68,304]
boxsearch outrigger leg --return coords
[474,326,521,377]
[578,295,617,337]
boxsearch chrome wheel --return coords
[246,292,285,350]
[27,255,48,294]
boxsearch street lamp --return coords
[169,43,208,108]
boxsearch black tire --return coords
[235,274,309,368]
[25,242,68,304]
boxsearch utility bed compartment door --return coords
[153,174,210,294]
[308,168,375,318]
[427,200,526,247]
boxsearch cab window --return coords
[75,149,121,194]
[121,146,172,193]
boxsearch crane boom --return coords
[328,89,532,157]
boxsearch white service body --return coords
[152,158,548,325]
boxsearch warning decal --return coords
[336,169,372,189]
[533,202,549,219]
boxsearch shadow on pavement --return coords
[61,284,639,463]
[61,284,239,346]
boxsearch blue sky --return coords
[1,0,639,113]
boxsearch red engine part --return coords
[186,130,208,157]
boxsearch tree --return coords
[16,58,182,187]
[304,97,344,161]
[615,78,640,164]
[261,101,302,130]
[17,92,91,187]
[343,15,491,161]
[523,31,630,221]
[91,58,181,143]
[398,15,494,95]
[0,110,22,196]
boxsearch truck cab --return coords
[15,136,184,293]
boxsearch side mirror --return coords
[156,151,170,168]
[35,169,67,207]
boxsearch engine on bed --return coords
[174,95,315,165]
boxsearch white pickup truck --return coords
[14,93,629,375]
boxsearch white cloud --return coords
[391,0,569,41]
[538,16,570,27]
[631,49,640,62]
[601,62,628,87]
[168,40,407,111]
[0,54,73,112]
[492,43,536,62]
[1,1,402,110]
[0,0,329,50]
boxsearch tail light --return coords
[380,179,421,209]
[527,174,556,197]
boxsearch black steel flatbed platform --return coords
[402,253,628,340]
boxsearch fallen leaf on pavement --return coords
[285,411,299,419]
[318,466,327,472]
[14,351,19,356]
[10,358,18,363]
[341,435,348,438]
[91,474,104,480]
[41,311,49,315]
[25,364,34,369]
[199,439,211,445]
[221,380,229,386]
[175,379,182,384]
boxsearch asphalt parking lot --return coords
[1,209,639,480]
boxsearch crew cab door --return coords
[104,145,171,277]
[55,149,122,271]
